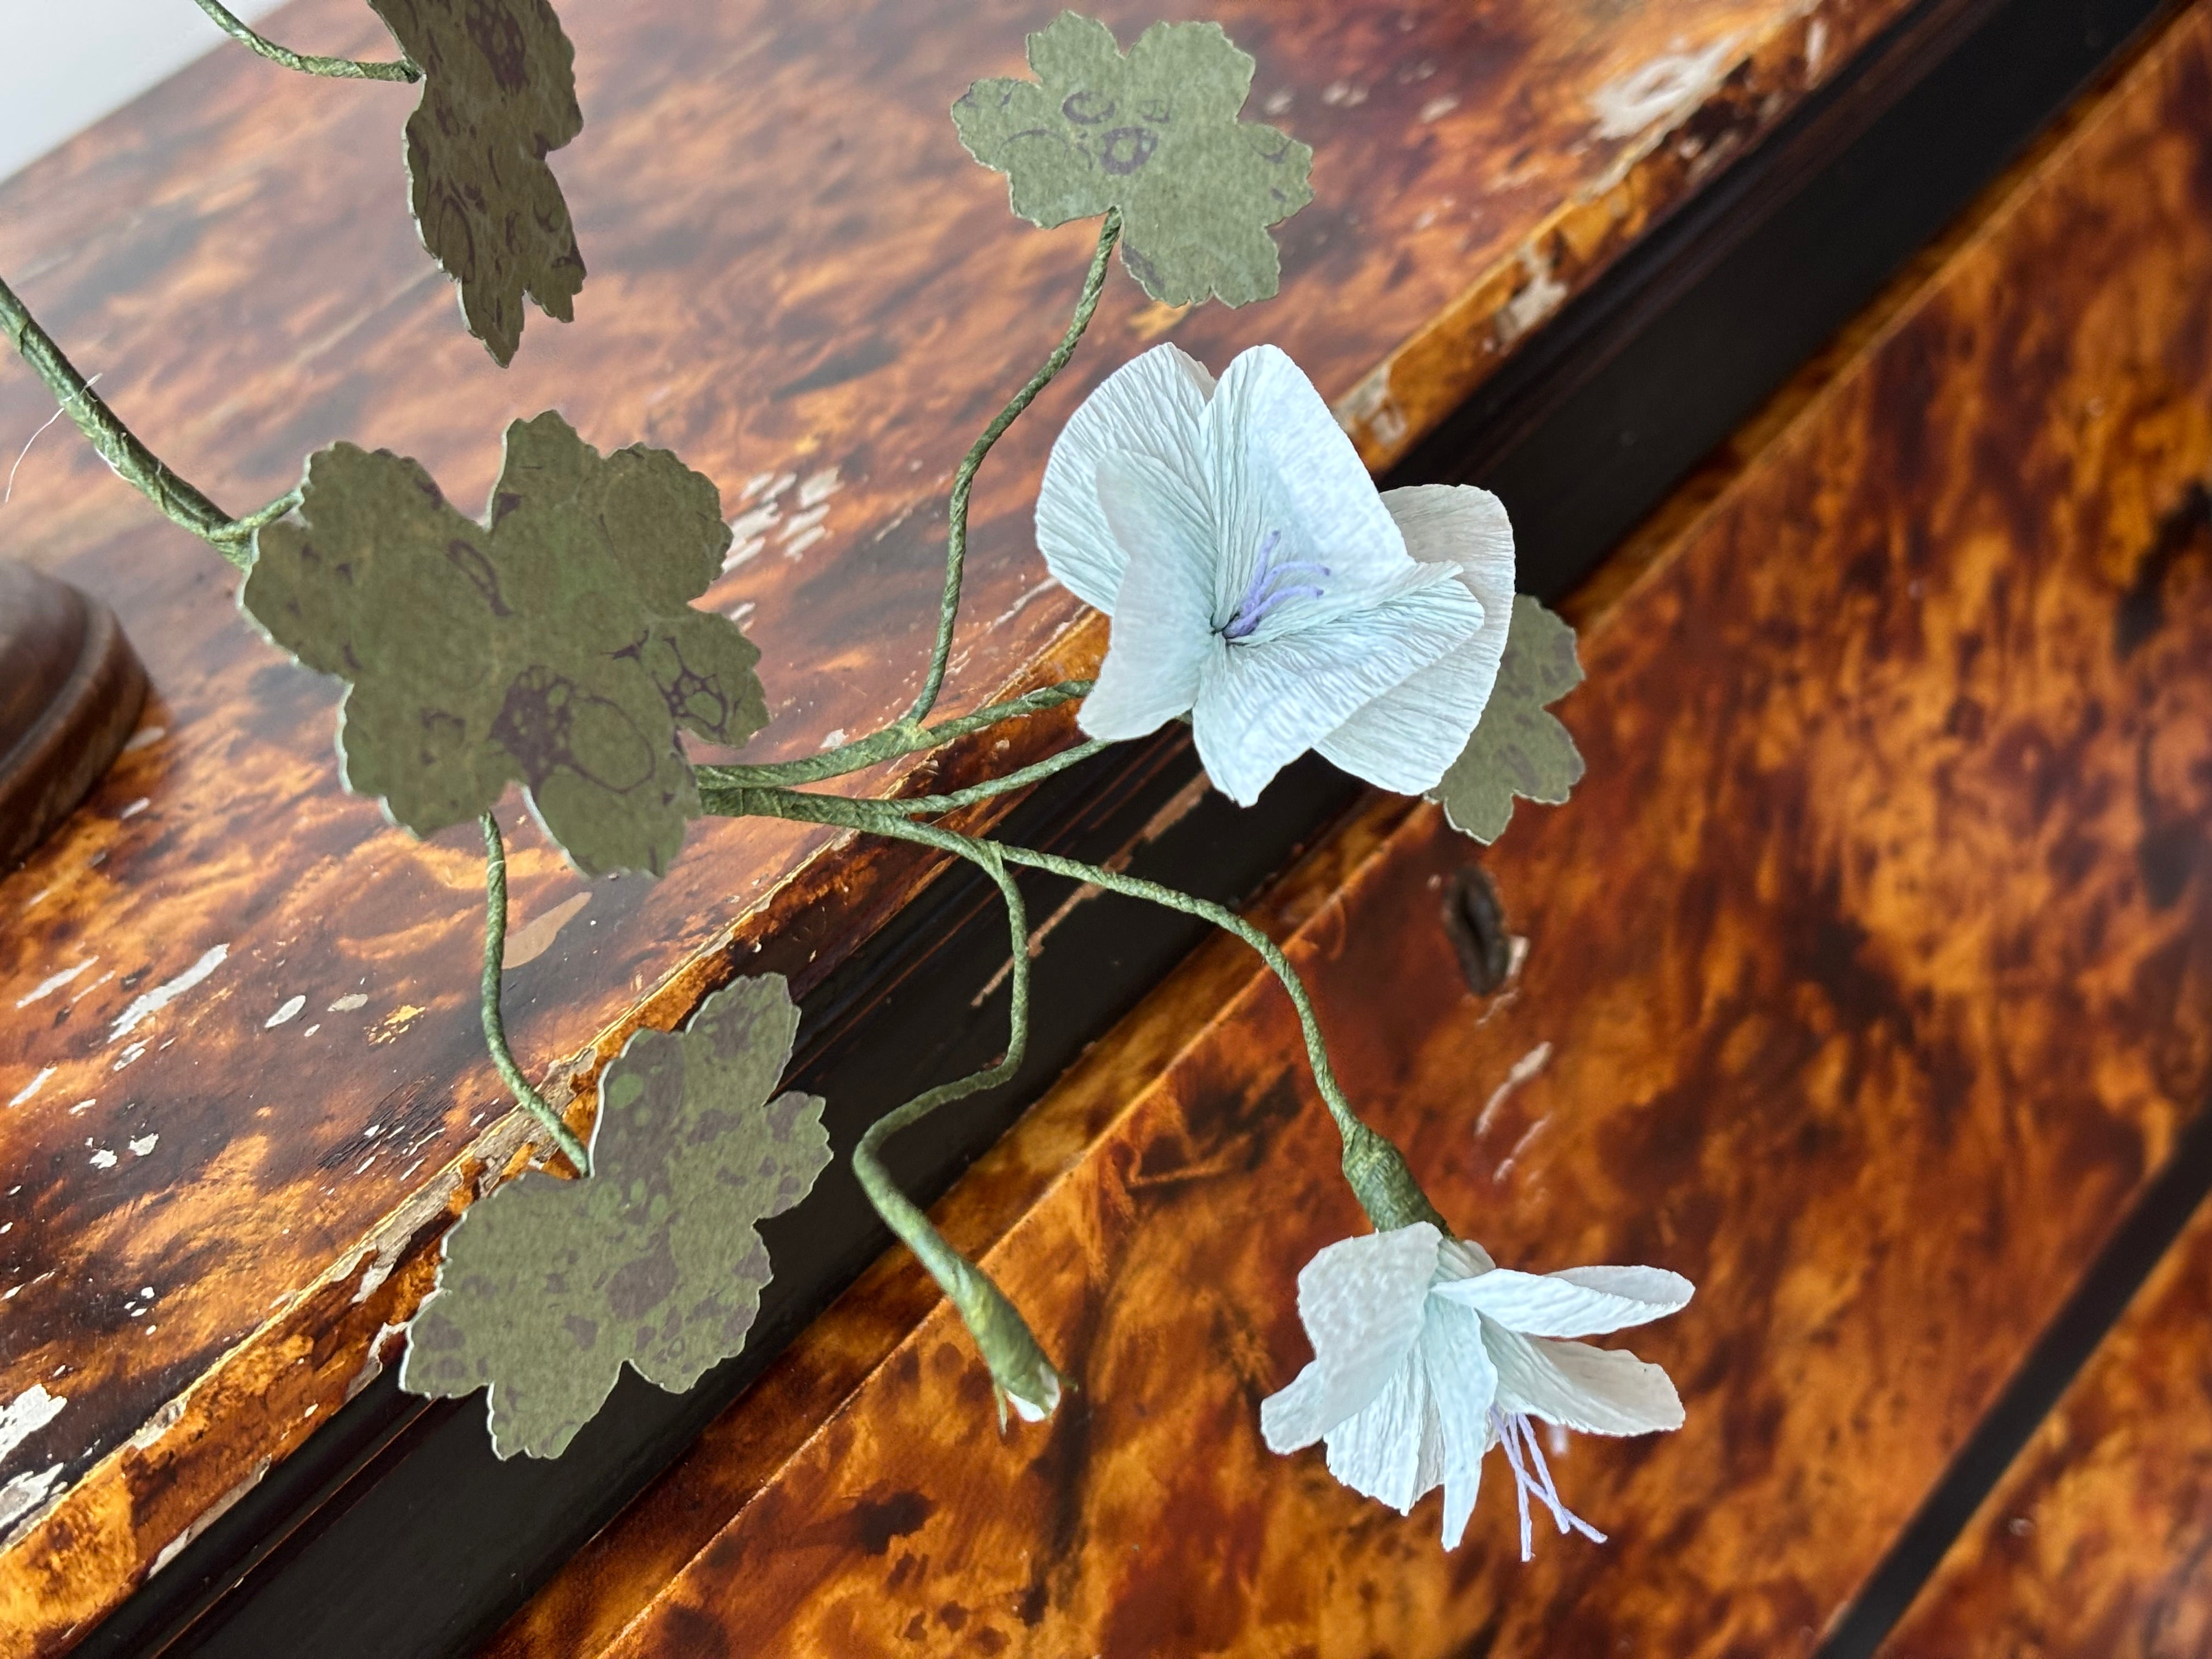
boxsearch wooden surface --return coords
[1883,1189,2212,1657]
[484,8,2212,1652]
[0,0,1926,1647]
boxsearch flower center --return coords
[1220,527,1329,641]
[1489,1407,1607,1561]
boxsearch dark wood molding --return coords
[0,562,145,873]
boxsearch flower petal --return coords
[1261,1222,1442,1451]
[1434,1265,1694,1338]
[1205,345,1408,618]
[1419,1297,1500,1548]
[1036,343,1216,612]
[1317,486,1517,794]
[1077,453,1219,742]
[1192,570,1484,804]
[1321,1353,1436,1513]
[1482,1326,1686,1437]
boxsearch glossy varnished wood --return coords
[487,9,2212,1652]
[0,0,1925,1646]
[1882,1189,2212,1657]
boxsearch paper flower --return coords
[953,13,1313,306]
[1260,1221,1691,1553]
[242,411,766,878]
[399,976,831,1459]
[369,0,586,365]
[1430,594,1587,843]
[1036,342,1515,805]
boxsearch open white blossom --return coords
[1037,343,1517,805]
[1259,1221,1692,1553]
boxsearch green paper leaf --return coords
[1429,595,1587,844]
[242,410,766,878]
[399,975,831,1459]
[953,12,1313,307]
[369,0,586,366]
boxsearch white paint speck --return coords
[738,470,777,502]
[116,798,150,821]
[1320,80,1367,107]
[797,468,841,509]
[326,993,368,1014]
[722,536,767,571]
[817,729,848,750]
[70,969,116,1004]
[112,1043,148,1073]
[1590,40,1740,140]
[1476,1041,1555,1136]
[265,995,307,1029]
[1805,16,1829,78]
[89,1148,118,1170]
[726,600,757,625]
[15,960,95,1009]
[1419,94,1459,122]
[780,525,828,560]
[0,1465,63,1533]
[67,1099,94,1116]
[0,1386,66,1463]
[122,725,165,752]
[1497,249,1569,346]
[109,944,229,1042]
[1262,88,1293,115]
[7,1067,55,1109]
[128,1135,158,1158]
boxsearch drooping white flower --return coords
[1036,343,1517,805]
[1259,1221,1692,1553]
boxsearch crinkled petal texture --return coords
[1260,1222,1443,1452]
[1482,1325,1686,1437]
[1317,484,1517,794]
[1434,1263,1695,1338]
[1038,343,1511,805]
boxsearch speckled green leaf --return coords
[1429,595,1585,844]
[369,0,586,366]
[399,975,830,1459]
[953,12,1313,307]
[241,411,766,878]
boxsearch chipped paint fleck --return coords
[14,960,94,1009]
[503,891,592,970]
[1496,247,1570,345]
[796,466,842,508]
[1476,1040,1554,1136]
[6,1068,55,1109]
[0,1385,66,1464]
[1590,38,1741,141]
[129,1135,158,1158]
[326,992,368,1013]
[264,995,306,1029]
[108,943,229,1042]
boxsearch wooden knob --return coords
[0,560,148,871]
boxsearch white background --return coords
[0,0,288,185]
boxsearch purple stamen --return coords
[1221,527,1330,640]
[1489,1407,1607,1560]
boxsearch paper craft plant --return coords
[0,5,1687,1552]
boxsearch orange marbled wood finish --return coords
[0,0,1923,1645]
[487,9,2212,1654]
[1883,1190,2212,1658]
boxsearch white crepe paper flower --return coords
[1260,1221,1692,1554]
[1037,343,1517,805]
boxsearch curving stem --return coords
[478,815,593,1176]
[194,0,422,80]
[835,812,1065,1424]
[905,208,1121,726]
[0,275,300,566]
[724,786,1448,1237]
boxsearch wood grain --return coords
[486,7,2212,1652]
[1882,1186,2212,1658]
[0,0,1923,1646]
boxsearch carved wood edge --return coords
[0,563,146,874]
